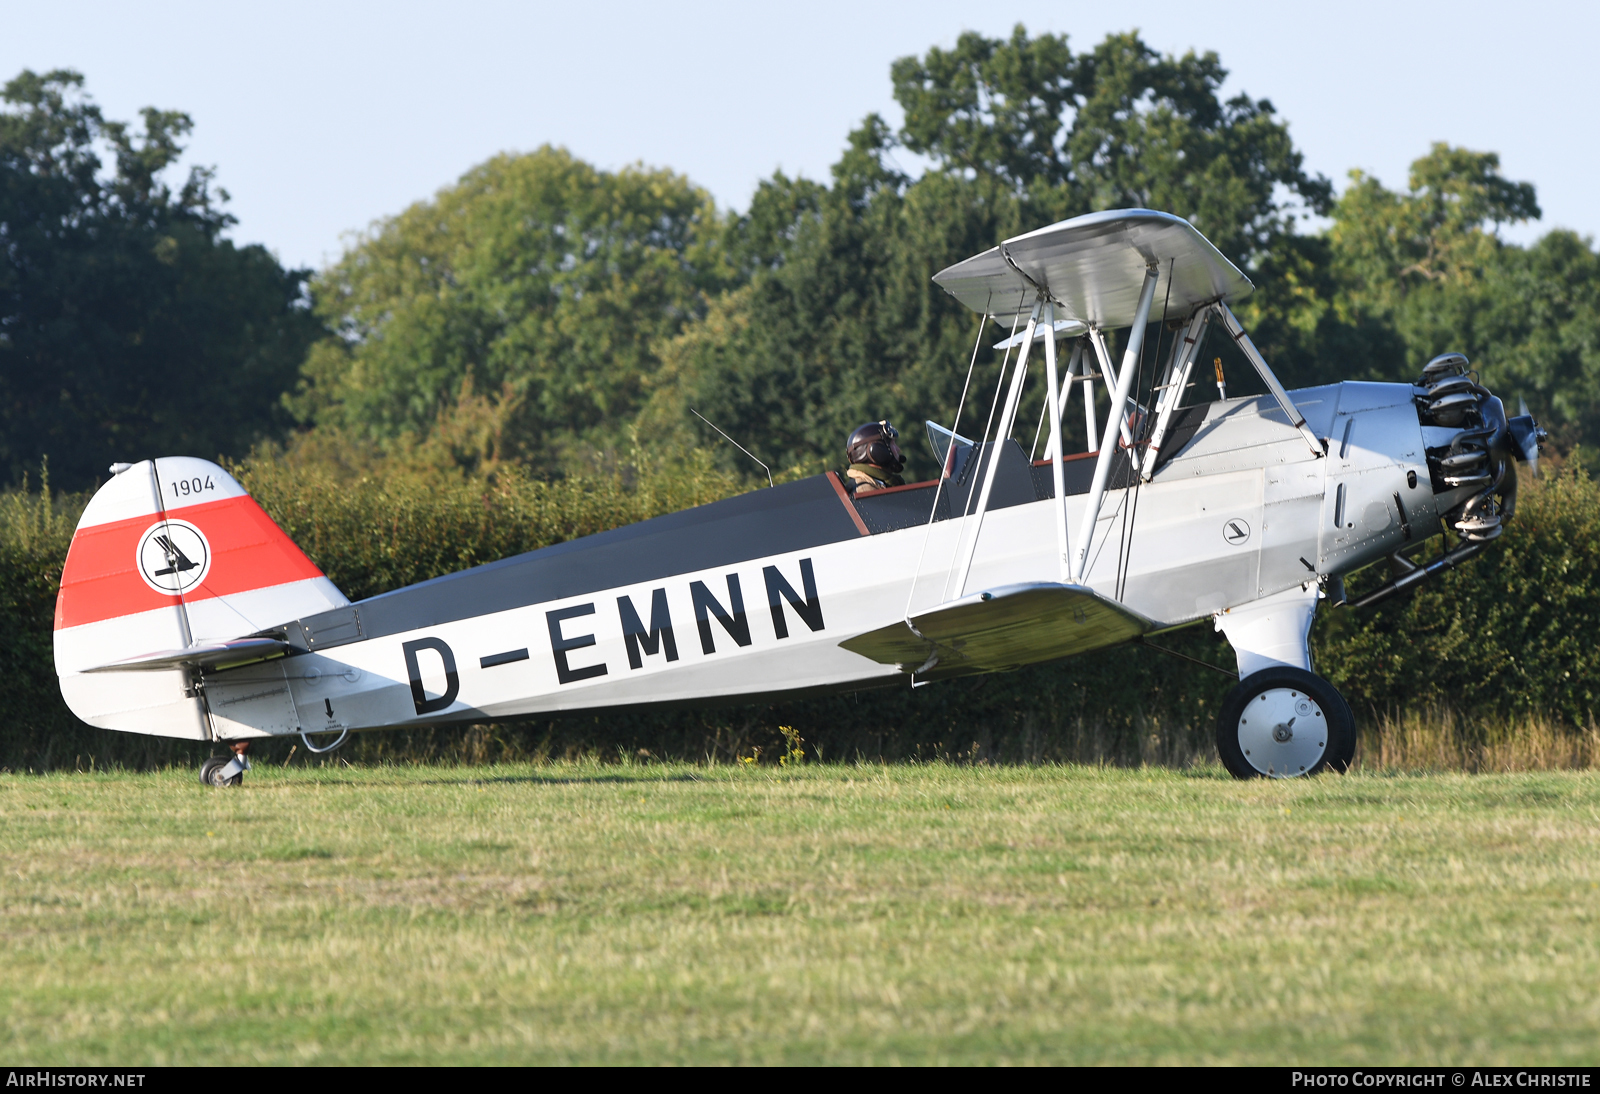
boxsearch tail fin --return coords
[55,458,347,737]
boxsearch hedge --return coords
[4,455,1596,769]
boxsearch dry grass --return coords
[1357,709,1600,774]
[2,761,1598,1064]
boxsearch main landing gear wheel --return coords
[1216,667,1355,780]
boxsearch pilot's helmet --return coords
[847,420,905,472]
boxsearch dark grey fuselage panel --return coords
[284,438,1146,651]
[287,475,866,651]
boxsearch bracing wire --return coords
[969,304,1023,515]
[1010,357,1033,443]
[690,408,773,488]
[1116,260,1174,601]
[904,295,992,621]
[1115,354,1138,598]
[940,293,1026,603]
[1136,636,1237,678]
[1118,278,1166,598]
[1029,372,1050,460]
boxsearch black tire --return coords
[1215,667,1354,780]
[198,756,241,788]
[1328,687,1357,773]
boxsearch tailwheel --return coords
[198,741,252,788]
[1216,667,1354,779]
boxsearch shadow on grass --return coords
[239,769,714,789]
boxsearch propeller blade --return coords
[1518,396,1540,477]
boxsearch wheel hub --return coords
[1237,689,1327,778]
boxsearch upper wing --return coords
[933,209,1252,330]
[839,582,1154,680]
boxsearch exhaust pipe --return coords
[1349,541,1487,609]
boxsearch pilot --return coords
[845,420,906,495]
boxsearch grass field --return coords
[3,761,1598,1065]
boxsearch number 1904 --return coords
[168,475,215,497]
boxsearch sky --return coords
[4,0,1595,272]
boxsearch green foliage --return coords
[643,26,1332,480]
[1326,144,1540,381]
[279,28,1600,479]
[892,28,1078,191]
[1233,141,1600,459]
[643,136,1032,481]
[1332,144,1539,314]
[0,470,116,769]
[1319,465,1600,725]
[293,147,735,473]
[1474,231,1600,448]
[0,70,320,491]
[1295,143,1600,452]
[6,456,1600,769]
[894,27,1332,259]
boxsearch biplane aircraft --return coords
[53,210,1542,784]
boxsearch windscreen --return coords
[926,421,977,480]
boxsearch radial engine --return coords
[1349,352,1545,608]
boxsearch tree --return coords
[893,27,1332,263]
[0,70,318,491]
[1332,144,1539,305]
[1311,143,1600,448]
[1328,144,1540,364]
[641,26,1333,477]
[292,147,734,473]
[1477,231,1600,448]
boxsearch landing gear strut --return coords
[1216,667,1355,779]
[199,741,251,788]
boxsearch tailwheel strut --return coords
[199,740,251,788]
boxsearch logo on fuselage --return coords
[1222,519,1252,546]
[136,519,211,594]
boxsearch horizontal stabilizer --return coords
[839,582,1153,679]
[80,637,288,674]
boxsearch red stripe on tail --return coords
[55,494,326,630]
